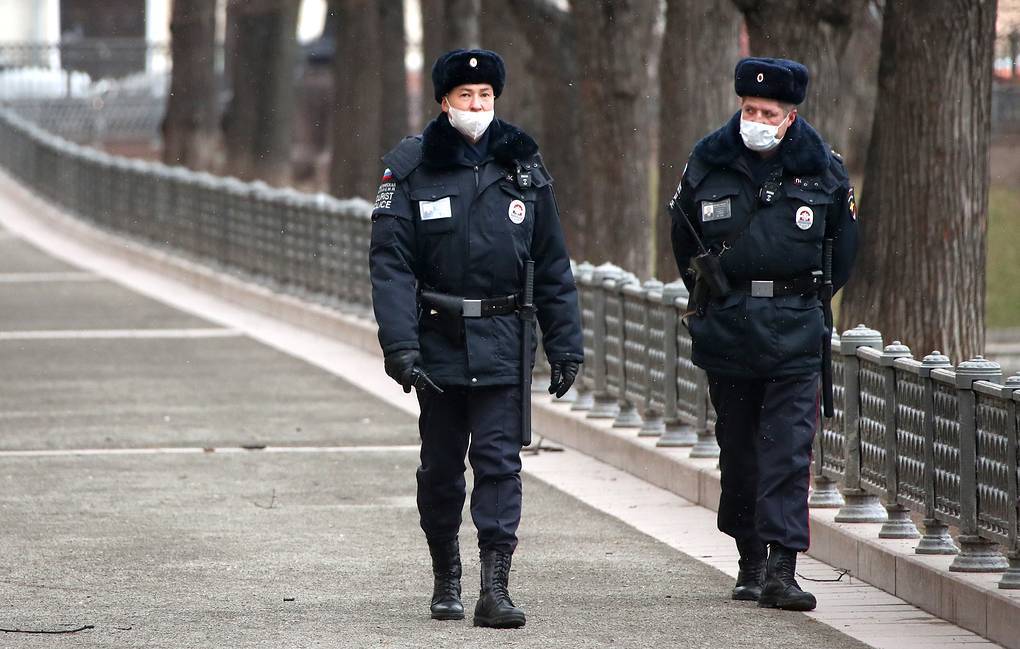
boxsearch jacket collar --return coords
[421,112,538,169]
[692,111,829,177]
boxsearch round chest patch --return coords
[508,199,526,224]
[795,206,814,230]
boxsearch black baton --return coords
[821,239,835,418]
[520,260,536,445]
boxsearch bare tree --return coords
[655,0,742,280]
[732,0,877,170]
[839,0,997,361]
[420,0,481,127]
[488,1,584,259]
[222,0,300,184]
[573,0,660,276]
[379,0,409,143]
[162,0,218,170]
[329,1,407,199]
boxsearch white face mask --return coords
[740,115,787,152]
[447,104,494,142]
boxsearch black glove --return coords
[384,350,443,394]
[548,360,580,399]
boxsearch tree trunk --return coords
[480,1,540,131]
[379,0,409,144]
[733,0,874,170]
[222,0,300,185]
[655,0,741,280]
[500,0,585,260]
[162,0,218,170]
[330,0,384,200]
[420,0,480,128]
[573,0,659,276]
[839,0,996,362]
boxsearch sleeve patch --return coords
[847,186,857,221]
[373,177,397,212]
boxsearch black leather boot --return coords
[428,538,464,620]
[732,538,767,601]
[472,550,526,628]
[758,544,817,611]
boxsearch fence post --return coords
[638,280,665,436]
[689,370,720,459]
[915,351,960,554]
[587,263,621,420]
[950,356,1008,572]
[657,281,698,447]
[1000,373,1020,588]
[835,324,888,523]
[612,272,643,428]
[810,330,845,507]
[878,341,921,539]
[570,262,596,411]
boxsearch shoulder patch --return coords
[373,174,397,212]
[847,186,857,221]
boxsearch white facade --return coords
[0,0,60,42]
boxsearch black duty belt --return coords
[419,291,518,318]
[733,273,823,298]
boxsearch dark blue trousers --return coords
[415,384,523,553]
[707,372,819,552]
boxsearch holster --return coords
[419,292,464,345]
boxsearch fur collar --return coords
[421,112,538,169]
[692,111,829,176]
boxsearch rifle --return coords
[519,260,536,445]
[821,238,835,418]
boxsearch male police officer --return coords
[369,49,583,628]
[668,58,858,611]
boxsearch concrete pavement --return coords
[0,223,880,647]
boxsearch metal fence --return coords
[0,105,1018,588]
[0,40,170,143]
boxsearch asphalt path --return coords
[0,230,869,648]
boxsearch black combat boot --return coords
[758,544,817,611]
[428,538,464,620]
[732,538,767,601]
[472,550,526,628]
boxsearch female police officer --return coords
[369,49,583,628]
[668,58,858,611]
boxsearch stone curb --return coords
[3,174,1019,649]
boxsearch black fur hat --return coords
[431,49,506,103]
[734,57,809,105]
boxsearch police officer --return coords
[668,58,858,611]
[369,49,583,628]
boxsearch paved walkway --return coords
[0,206,1001,648]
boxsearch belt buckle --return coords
[751,280,774,298]
[462,299,482,318]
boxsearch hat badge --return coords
[469,57,478,68]
[757,72,764,83]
